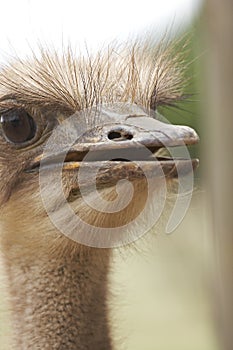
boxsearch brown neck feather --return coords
[0,168,155,349]
[3,244,112,350]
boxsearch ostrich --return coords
[0,41,198,349]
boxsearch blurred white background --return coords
[0,0,202,60]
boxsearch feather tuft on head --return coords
[0,37,189,113]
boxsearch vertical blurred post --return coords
[204,1,233,350]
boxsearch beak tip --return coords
[179,125,199,145]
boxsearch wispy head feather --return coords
[0,37,189,113]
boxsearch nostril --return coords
[108,131,122,140]
[108,130,133,141]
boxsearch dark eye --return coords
[0,109,37,144]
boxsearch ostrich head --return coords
[0,42,198,249]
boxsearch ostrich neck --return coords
[3,241,112,350]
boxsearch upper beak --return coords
[27,107,199,183]
[66,116,198,153]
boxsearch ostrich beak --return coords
[27,107,199,187]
